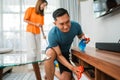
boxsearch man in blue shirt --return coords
[44,8,90,80]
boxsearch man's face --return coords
[54,14,71,32]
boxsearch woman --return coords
[24,0,48,54]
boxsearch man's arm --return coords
[77,33,85,39]
[77,33,90,43]
[53,46,73,70]
[52,46,80,76]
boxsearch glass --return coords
[93,0,120,18]
[93,0,107,18]
[0,52,50,68]
[22,0,36,12]
[3,32,20,49]
[3,14,20,31]
[21,14,27,31]
[0,0,60,51]
[3,0,20,12]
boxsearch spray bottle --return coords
[78,38,90,52]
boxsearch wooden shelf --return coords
[71,47,120,80]
[83,71,94,80]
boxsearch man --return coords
[44,8,90,80]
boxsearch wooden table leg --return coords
[95,68,114,80]
[32,62,42,80]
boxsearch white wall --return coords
[47,0,60,7]
[80,0,120,47]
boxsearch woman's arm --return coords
[40,26,46,39]
[24,20,41,27]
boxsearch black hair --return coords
[53,8,69,20]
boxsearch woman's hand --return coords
[36,23,41,27]
[43,35,46,39]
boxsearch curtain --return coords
[0,0,60,51]
[0,0,36,51]
[60,0,81,47]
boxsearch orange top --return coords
[24,7,44,34]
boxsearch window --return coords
[0,0,60,51]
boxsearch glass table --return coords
[0,52,50,80]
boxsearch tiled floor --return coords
[2,63,58,80]
[3,63,88,80]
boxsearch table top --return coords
[71,47,120,79]
[72,47,120,66]
[0,52,50,68]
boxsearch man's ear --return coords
[53,21,56,25]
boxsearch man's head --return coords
[53,8,71,32]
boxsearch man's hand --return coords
[72,66,84,79]
[84,38,90,44]
[79,34,90,44]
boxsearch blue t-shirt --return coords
[47,21,83,53]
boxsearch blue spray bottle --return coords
[78,39,86,51]
[78,38,90,52]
